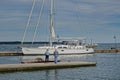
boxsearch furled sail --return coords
[51,22,55,38]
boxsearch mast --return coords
[49,0,55,46]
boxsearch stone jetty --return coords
[0,62,96,72]
[0,49,120,56]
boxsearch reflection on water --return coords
[45,69,58,80]
[20,54,95,63]
[60,54,95,62]
[0,54,96,64]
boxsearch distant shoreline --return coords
[0,41,119,44]
[0,41,61,44]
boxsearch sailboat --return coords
[21,0,94,55]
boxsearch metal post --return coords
[113,35,117,49]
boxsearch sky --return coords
[0,0,120,43]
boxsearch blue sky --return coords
[0,0,120,43]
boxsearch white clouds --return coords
[2,0,33,3]
[0,0,120,42]
[68,0,120,43]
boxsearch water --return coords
[0,44,120,80]
[0,53,120,80]
[95,43,120,50]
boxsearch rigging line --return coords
[21,0,36,46]
[31,0,45,45]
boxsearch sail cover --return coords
[51,22,55,38]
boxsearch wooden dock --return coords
[0,62,96,72]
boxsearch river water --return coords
[0,44,120,80]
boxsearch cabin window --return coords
[58,47,62,48]
[63,47,67,49]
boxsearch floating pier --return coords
[0,62,96,72]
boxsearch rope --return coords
[31,0,45,45]
[21,0,36,46]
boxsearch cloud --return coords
[67,0,120,42]
[0,0,120,42]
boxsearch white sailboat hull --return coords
[22,46,94,55]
